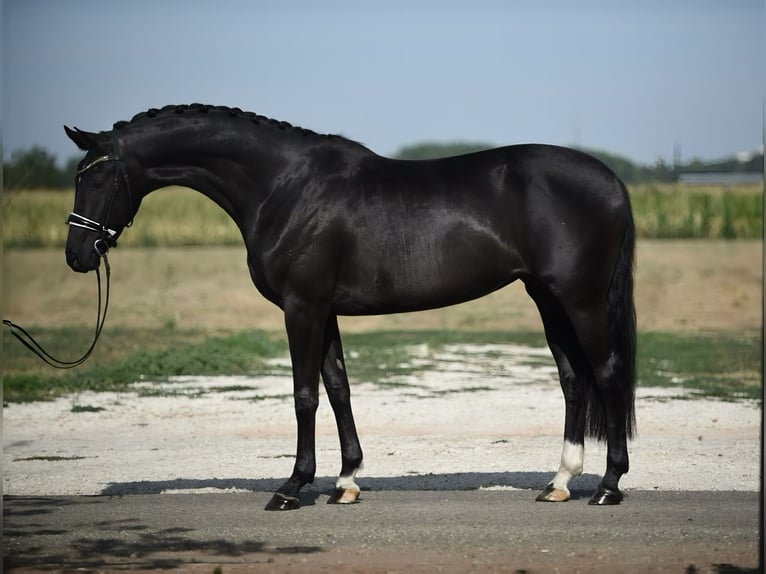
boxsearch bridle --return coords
[2,140,133,369]
[67,140,134,256]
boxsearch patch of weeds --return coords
[428,385,494,397]
[685,374,762,401]
[210,385,259,393]
[372,378,421,390]
[637,331,761,400]
[342,330,550,389]
[241,393,292,402]
[6,328,758,403]
[70,404,106,413]
[518,356,555,369]
[3,328,287,403]
[14,455,87,462]
[135,387,206,399]
[461,385,494,393]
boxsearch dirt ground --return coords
[4,356,761,572]
[2,240,762,333]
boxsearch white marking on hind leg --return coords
[550,440,584,498]
[335,464,362,492]
[331,465,363,504]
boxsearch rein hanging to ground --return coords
[2,253,111,369]
[3,147,124,369]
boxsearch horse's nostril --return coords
[66,249,81,270]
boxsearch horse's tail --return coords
[587,183,637,441]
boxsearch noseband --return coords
[67,144,133,256]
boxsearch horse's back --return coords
[324,144,629,315]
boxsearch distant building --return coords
[678,172,763,185]
[679,146,763,185]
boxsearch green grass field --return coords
[3,327,760,403]
[629,183,763,239]
[2,183,763,247]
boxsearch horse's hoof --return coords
[264,492,300,511]
[588,486,623,505]
[535,483,570,502]
[327,488,360,505]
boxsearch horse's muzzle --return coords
[66,244,101,273]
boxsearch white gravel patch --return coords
[3,344,761,496]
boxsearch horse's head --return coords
[64,126,137,272]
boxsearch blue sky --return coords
[3,0,764,166]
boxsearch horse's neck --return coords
[127,124,288,226]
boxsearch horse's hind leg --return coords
[586,340,631,505]
[321,314,364,504]
[537,345,587,502]
[527,271,634,505]
[525,282,587,502]
[568,306,633,506]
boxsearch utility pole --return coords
[672,141,682,170]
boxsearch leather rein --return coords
[3,147,130,369]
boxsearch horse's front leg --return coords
[321,315,363,504]
[265,300,327,511]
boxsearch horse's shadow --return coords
[100,471,603,505]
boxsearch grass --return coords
[14,455,87,462]
[2,183,762,247]
[630,183,763,239]
[3,327,760,403]
[70,404,106,413]
[345,330,761,400]
[3,327,287,403]
[342,330,547,387]
[2,187,242,248]
[637,331,761,399]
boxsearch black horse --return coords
[64,104,636,510]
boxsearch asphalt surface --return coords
[3,489,761,573]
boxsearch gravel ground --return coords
[3,344,761,498]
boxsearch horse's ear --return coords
[64,126,98,151]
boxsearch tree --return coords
[3,146,73,190]
[393,142,496,160]
[393,141,679,184]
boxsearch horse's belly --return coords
[329,210,524,315]
[332,283,512,315]
[332,254,520,316]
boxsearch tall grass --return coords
[2,187,242,248]
[3,189,73,247]
[630,183,762,239]
[2,183,762,247]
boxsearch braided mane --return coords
[111,103,332,140]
